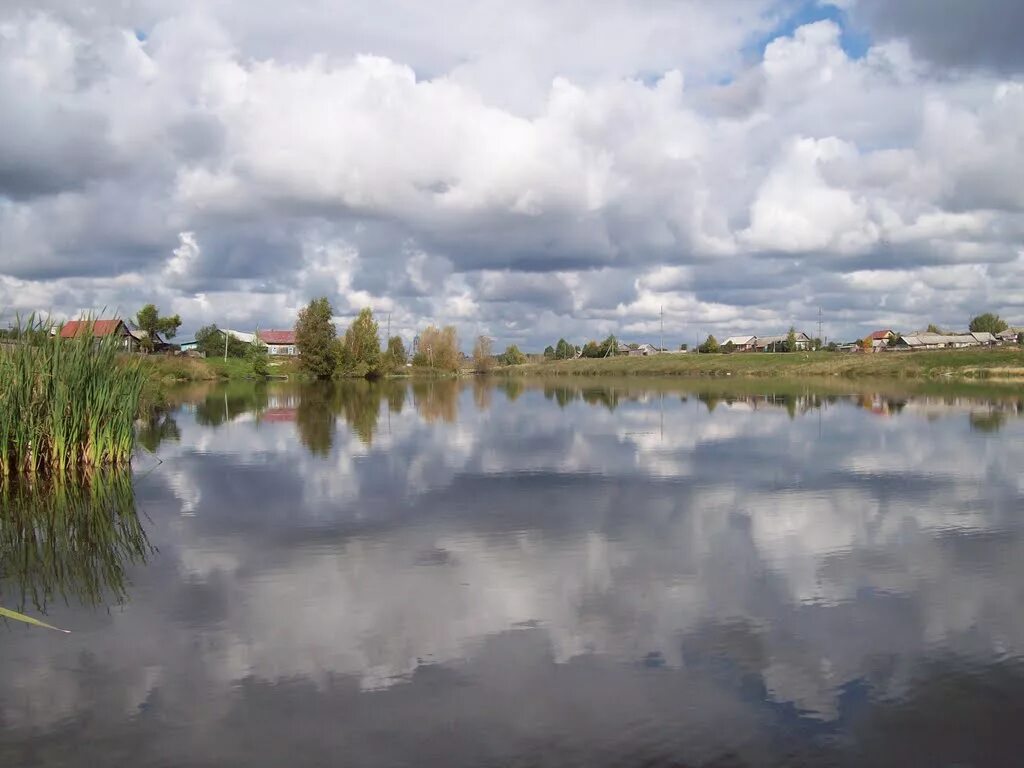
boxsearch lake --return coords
[2,378,1024,767]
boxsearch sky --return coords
[0,0,1022,349]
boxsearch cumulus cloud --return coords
[0,2,1022,346]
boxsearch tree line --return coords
[294,297,462,379]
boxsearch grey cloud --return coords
[853,0,1024,73]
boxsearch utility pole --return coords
[660,305,664,354]
[224,329,228,362]
[817,306,822,345]
[387,312,391,341]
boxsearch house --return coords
[996,328,1020,343]
[722,335,756,352]
[179,339,199,353]
[868,330,896,351]
[893,332,981,350]
[636,343,665,356]
[970,331,998,346]
[753,332,813,352]
[258,329,297,356]
[125,321,168,351]
[59,319,138,351]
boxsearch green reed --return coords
[0,315,147,479]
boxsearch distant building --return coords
[722,335,756,352]
[257,329,297,356]
[58,319,159,352]
[753,332,813,352]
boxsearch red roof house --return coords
[59,319,139,351]
[257,329,297,355]
[869,330,895,341]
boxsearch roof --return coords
[754,332,812,346]
[258,329,296,345]
[59,319,127,338]
[869,330,894,340]
[722,336,756,346]
[971,331,997,343]
[901,333,977,346]
[223,329,256,344]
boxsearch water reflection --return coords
[3,378,1024,766]
[0,471,149,612]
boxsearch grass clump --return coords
[0,316,147,479]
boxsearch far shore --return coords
[501,347,1024,382]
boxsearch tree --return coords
[826,341,839,352]
[698,335,719,353]
[295,297,337,378]
[859,335,873,351]
[784,326,798,353]
[969,313,1008,335]
[473,335,494,373]
[502,344,526,366]
[581,340,602,358]
[599,334,618,357]
[543,345,555,359]
[340,308,381,378]
[722,341,735,354]
[413,325,460,371]
[136,304,181,350]
[926,324,942,334]
[249,341,269,377]
[555,338,574,360]
[812,337,823,351]
[382,335,407,373]
[1018,332,1024,346]
[195,324,250,358]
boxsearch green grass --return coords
[0,317,147,478]
[507,347,1024,381]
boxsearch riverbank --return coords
[506,348,1024,381]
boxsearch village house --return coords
[721,335,756,352]
[258,329,297,356]
[891,332,987,350]
[753,332,813,352]
[868,330,896,351]
[58,319,142,354]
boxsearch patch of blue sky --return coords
[749,0,871,60]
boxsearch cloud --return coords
[0,4,1022,346]
[850,0,1024,73]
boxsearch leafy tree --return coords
[722,341,736,353]
[859,335,873,351]
[136,304,181,350]
[1018,332,1024,346]
[413,325,460,371]
[340,308,381,378]
[555,338,574,360]
[784,326,797,353]
[195,324,250,358]
[249,341,269,377]
[969,313,1008,335]
[581,340,602,358]
[382,335,407,373]
[473,335,494,373]
[926,324,942,334]
[543,345,555,359]
[812,337,823,351]
[826,341,839,352]
[295,297,338,378]
[698,335,719,353]
[502,344,526,366]
[599,334,618,357]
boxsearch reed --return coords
[0,315,147,479]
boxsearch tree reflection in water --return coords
[0,470,150,615]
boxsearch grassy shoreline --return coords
[504,348,1024,381]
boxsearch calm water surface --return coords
[3,379,1024,767]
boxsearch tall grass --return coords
[0,316,147,478]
